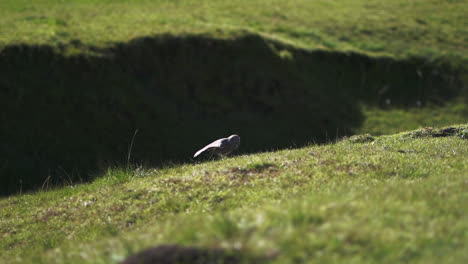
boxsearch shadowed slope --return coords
[0,33,465,195]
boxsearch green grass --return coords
[359,100,468,136]
[1,124,467,263]
[1,0,467,195]
[0,0,467,66]
[1,1,467,260]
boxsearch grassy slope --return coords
[0,0,466,138]
[1,125,467,263]
[0,0,467,65]
[1,0,467,262]
[1,0,467,136]
[0,0,468,142]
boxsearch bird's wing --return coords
[193,139,226,158]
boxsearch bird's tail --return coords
[193,147,207,158]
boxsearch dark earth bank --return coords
[0,33,465,195]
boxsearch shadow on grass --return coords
[0,33,465,195]
[121,244,269,264]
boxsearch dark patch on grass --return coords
[405,125,468,139]
[229,163,278,176]
[34,208,61,222]
[344,134,375,143]
[336,162,382,176]
[227,163,279,184]
[244,162,278,173]
[121,244,244,264]
[397,149,416,154]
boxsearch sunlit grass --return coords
[0,0,466,66]
[1,125,467,263]
[359,100,468,136]
[1,0,467,262]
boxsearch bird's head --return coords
[228,134,240,144]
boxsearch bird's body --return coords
[193,134,240,158]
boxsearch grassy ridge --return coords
[1,2,467,263]
[1,0,467,196]
[1,125,467,263]
[1,32,465,195]
[1,0,467,65]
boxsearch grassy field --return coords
[2,0,466,195]
[1,0,467,131]
[1,0,467,262]
[0,0,467,65]
[1,125,467,263]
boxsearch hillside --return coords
[1,0,467,195]
[1,125,467,263]
[1,1,467,262]
[1,0,467,64]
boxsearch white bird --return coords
[193,134,240,158]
